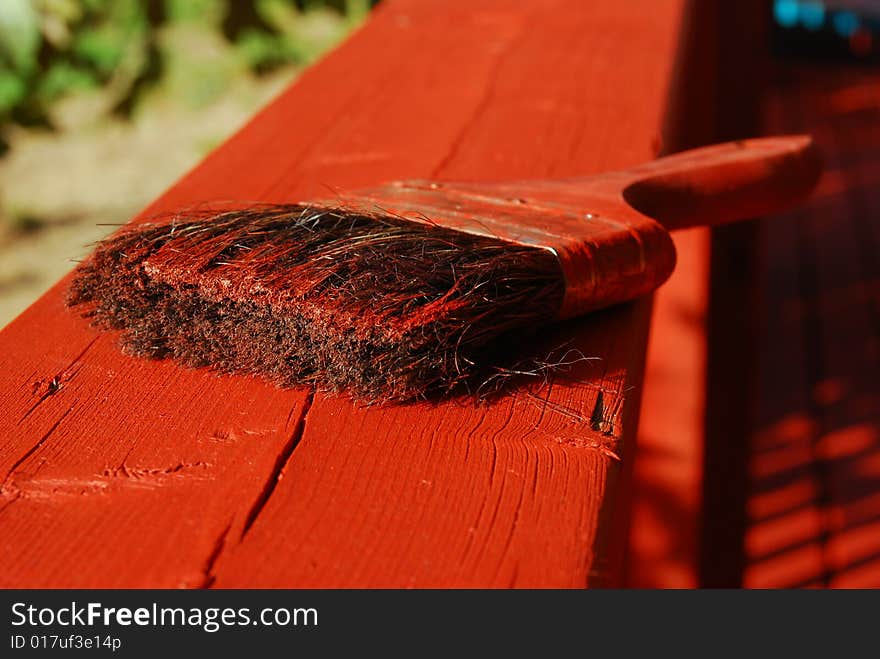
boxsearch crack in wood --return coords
[589,380,627,438]
[429,14,527,178]
[199,521,233,589]
[102,461,212,480]
[589,390,606,432]
[4,405,74,484]
[18,337,98,425]
[541,432,621,461]
[5,478,109,499]
[240,392,315,541]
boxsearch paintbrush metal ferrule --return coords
[327,180,677,320]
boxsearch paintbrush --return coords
[68,135,821,402]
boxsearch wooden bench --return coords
[0,0,762,588]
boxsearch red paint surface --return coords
[626,228,710,587]
[0,0,704,587]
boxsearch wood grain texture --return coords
[0,0,695,587]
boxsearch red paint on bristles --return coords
[67,204,567,402]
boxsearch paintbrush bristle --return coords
[67,204,565,402]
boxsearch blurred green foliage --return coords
[0,0,373,132]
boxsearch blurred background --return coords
[0,0,373,328]
[772,0,880,58]
[740,0,880,588]
[629,0,880,588]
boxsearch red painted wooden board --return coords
[0,0,696,587]
[626,228,709,587]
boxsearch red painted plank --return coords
[626,228,709,588]
[0,287,304,587]
[0,0,695,587]
[211,304,649,588]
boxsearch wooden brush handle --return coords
[619,135,822,231]
[341,135,822,320]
